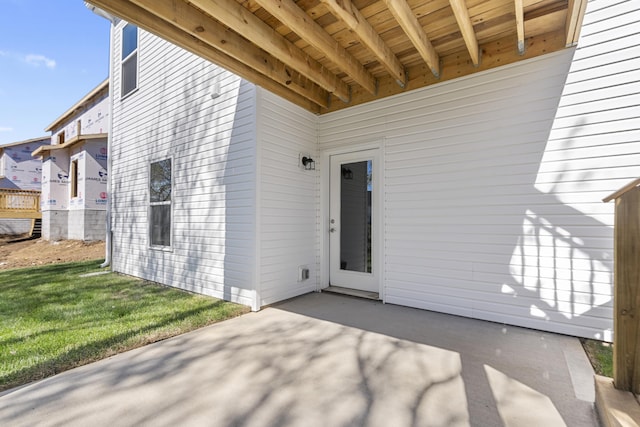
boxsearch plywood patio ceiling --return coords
[88,0,587,113]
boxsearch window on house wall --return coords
[70,159,79,198]
[121,23,138,98]
[57,131,65,145]
[149,159,171,247]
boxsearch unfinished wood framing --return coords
[325,28,567,113]
[0,189,41,219]
[320,0,406,87]
[32,133,109,158]
[88,0,584,113]
[252,0,377,95]
[130,0,330,108]
[449,0,480,66]
[566,0,588,46]
[188,0,351,102]
[89,0,321,111]
[383,0,440,78]
[515,0,525,54]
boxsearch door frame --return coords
[320,140,385,300]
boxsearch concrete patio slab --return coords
[0,292,599,426]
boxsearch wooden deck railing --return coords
[0,189,41,219]
[604,178,640,393]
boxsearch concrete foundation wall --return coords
[0,219,32,236]
[68,209,105,241]
[42,210,68,241]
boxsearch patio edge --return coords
[595,375,640,427]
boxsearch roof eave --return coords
[45,79,109,132]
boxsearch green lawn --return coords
[0,260,249,391]
[581,338,614,378]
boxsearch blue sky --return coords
[0,0,110,145]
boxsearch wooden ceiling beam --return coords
[129,0,330,108]
[382,0,440,78]
[515,0,525,54]
[86,0,320,112]
[449,0,480,66]
[565,0,587,46]
[187,0,351,102]
[320,0,407,88]
[253,0,378,95]
[326,28,566,113]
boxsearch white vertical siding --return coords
[318,0,639,339]
[257,88,318,306]
[111,27,257,307]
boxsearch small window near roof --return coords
[121,24,138,97]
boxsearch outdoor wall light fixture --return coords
[342,167,353,180]
[301,156,315,171]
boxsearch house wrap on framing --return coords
[92,0,639,340]
[0,137,48,192]
[33,79,109,241]
[0,137,49,235]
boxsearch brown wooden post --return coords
[604,178,640,393]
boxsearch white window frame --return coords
[148,158,173,250]
[120,23,139,99]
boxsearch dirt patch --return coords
[0,238,105,270]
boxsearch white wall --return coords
[111,26,257,307]
[84,140,108,209]
[41,151,70,211]
[51,89,109,142]
[44,86,108,213]
[68,147,85,211]
[71,140,108,210]
[0,141,47,191]
[107,0,638,337]
[256,88,319,306]
[317,0,640,340]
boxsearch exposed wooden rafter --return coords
[449,0,480,66]
[320,0,406,88]
[252,0,377,95]
[87,0,584,114]
[326,29,567,113]
[515,0,525,54]
[88,0,321,112]
[130,0,330,108]
[382,0,440,78]
[566,0,587,46]
[188,0,351,102]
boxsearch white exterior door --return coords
[329,149,379,293]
